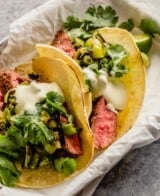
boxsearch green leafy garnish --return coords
[12,115,53,145]
[7,126,26,147]
[118,18,134,31]
[67,28,91,40]
[0,135,20,158]
[84,5,118,29]
[107,44,128,64]
[64,5,118,37]
[45,91,67,116]
[140,18,160,36]
[106,44,128,77]
[0,155,20,186]
[85,77,93,91]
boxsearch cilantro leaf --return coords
[67,28,91,40]
[107,44,128,65]
[46,92,67,116]
[118,18,134,31]
[0,155,20,186]
[12,115,53,145]
[64,16,82,30]
[64,5,118,32]
[105,44,128,77]
[84,5,118,29]
[46,91,64,104]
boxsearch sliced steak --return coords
[52,30,76,58]
[0,91,4,109]
[0,69,30,94]
[90,96,116,149]
[64,134,82,155]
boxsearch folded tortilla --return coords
[15,57,94,188]
[36,27,145,140]
[98,28,145,138]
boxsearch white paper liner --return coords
[0,0,160,195]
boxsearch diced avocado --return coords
[134,34,152,54]
[54,157,65,172]
[54,157,77,176]
[62,158,77,176]
[48,119,57,129]
[44,143,57,154]
[62,123,77,136]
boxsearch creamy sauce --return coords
[83,67,127,112]
[15,81,64,115]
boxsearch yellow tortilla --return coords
[16,57,94,188]
[36,27,145,140]
[98,27,145,138]
[36,44,92,118]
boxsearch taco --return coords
[35,27,145,150]
[0,57,94,188]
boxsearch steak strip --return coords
[90,96,117,149]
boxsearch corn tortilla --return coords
[15,57,94,188]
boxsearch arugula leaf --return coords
[118,18,134,31]
[0,155,20,186]
[7,126,26,147]
[140,18,160,36]
[0,135,20,158]
[12,115,53,145]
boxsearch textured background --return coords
[0,0,46,38]
[0,1,160,196]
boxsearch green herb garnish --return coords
[0,155,20,187]
[118,18,134,31]
[64,5,118,39]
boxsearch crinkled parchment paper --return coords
[0,0,160,195]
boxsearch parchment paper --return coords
[0,0,160,195]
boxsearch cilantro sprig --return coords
[64,5,118,31]
[64,5,118,39]
[118,18,134,31]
